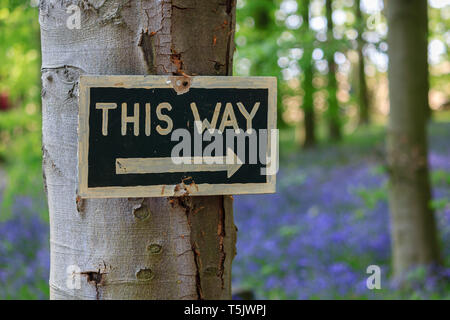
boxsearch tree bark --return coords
[355,0,369,125]
[40,0,237,300]
[325,0,341,141]
[386,0,440,276]
[300,0,316,148]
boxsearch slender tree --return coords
[299,0,316,148]
[386,0,441,276]
[325,0,341,141]
[355,0,369,125]
[40,0,237,300]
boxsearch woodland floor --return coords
[0,121,449,299]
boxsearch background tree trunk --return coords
[386,0,440,276]
[300,0,316,148]
[355,0,369,125]
[325,0,341,141]
[40,0,237,300]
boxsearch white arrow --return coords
[115,148,243,178]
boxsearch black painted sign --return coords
[78,76,277,198]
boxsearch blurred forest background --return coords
[0,0,449,299]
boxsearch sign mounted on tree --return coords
[78,75,277,198]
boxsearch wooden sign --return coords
[78,75,277,198]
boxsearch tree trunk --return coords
[303,60,316,148]
[300,0,316,148]
[386,0,440,276]
[356,0,369,125]
[40,0,237,300]
[325,0,341,141]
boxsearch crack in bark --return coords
[42,171,48,195]
[217,196,226,289]
[170,50,184,74]
[140,0,175,75]
[171,196,204,299]
[225,0,234,14]
[191,241,204,299]
[81,269,105,300]
[224,0,235,75]
[42,146,64,178]
[138,26,156,74]
[41,65,85,77]
[76,195,85,213]
[172,5,194,10]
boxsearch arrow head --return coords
[226,148,243,178]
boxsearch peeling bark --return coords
[40,0,237,300]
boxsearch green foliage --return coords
[0,1,41,219]
[278,225,300,238]
[235,0,281,77]
[0,109,43,219]
[428,3,450,97]
[355,184,387,210]
[0,0,40,101]
[430,197,448,211]
[430,170,450,211]
[431,170,450,186]
[235,0,286,129]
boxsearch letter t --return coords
[96,103,117,136]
